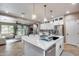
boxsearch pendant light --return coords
[43,5,47,22]
[50,10,53,24]
[50,10,53,18]
[32,3,37,20]
[21,12,25,18]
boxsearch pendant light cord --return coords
[50,10,52,16]
[44,5,47,18]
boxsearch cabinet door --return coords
[56,39,64,56]
[40,24,46,30]
[59,17,64,25]
[66,19,79,45]
[54,21,59,25]
[40,23,54,30]
[53,19,59,25]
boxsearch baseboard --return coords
[64,43,79,47]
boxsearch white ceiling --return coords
[0,3,79,24]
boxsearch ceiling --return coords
[0,3,79,24]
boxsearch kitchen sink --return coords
[49,36,59,40]
[40,35,59,41]
[52,37,59,40]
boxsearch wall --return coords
[64,12,79,46]
[0,15,29,39]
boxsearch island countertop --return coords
[22,35,64,51]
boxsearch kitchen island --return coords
[22,35,64,56]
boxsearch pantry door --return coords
[65,19,79,45]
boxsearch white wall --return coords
[0,15,31,25]
[64,13,79,46]
[0,15,16,23]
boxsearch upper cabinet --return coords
[53,16,64,25]
[53,18,59,25]
[40,16,64,30]
[40,22,54,30]
[40,23,45,30]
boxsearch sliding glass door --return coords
[22,25,28,35]
[1,25,14,38]
[16,25,28,36]
[17,25,23,35]
[1,25,8,34]
[0,23,28,39]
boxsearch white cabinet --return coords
[40,16,64,30]
[53,16,64,25]
[40,23,54,30]
[65,19,79,46]
[45,37,64,56]
[53,18,59,25]
[40,23,46,30]
[56,38,64,56]
[49,23,54,29]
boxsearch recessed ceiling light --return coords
[66,11,70,14]
[51,15,53,18]
[32,14,37,20]
[5,11,9,13]
[21,15,24,17]
[44,18,47,22]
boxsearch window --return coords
[1,25,14,34]
[17,25,23,35]
[1,25,14,38]
[1,25,8,34]
[23,25,28,35]
[1,24,28,38]
[8,25,14,34]
[17,25,28,35]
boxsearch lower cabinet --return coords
[45,38,64,56]
[56,38,64,56]
[45,44,56,56]
[23,37,64,56]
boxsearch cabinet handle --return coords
[60,45,61,48]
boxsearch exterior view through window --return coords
[1,25,14,38]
